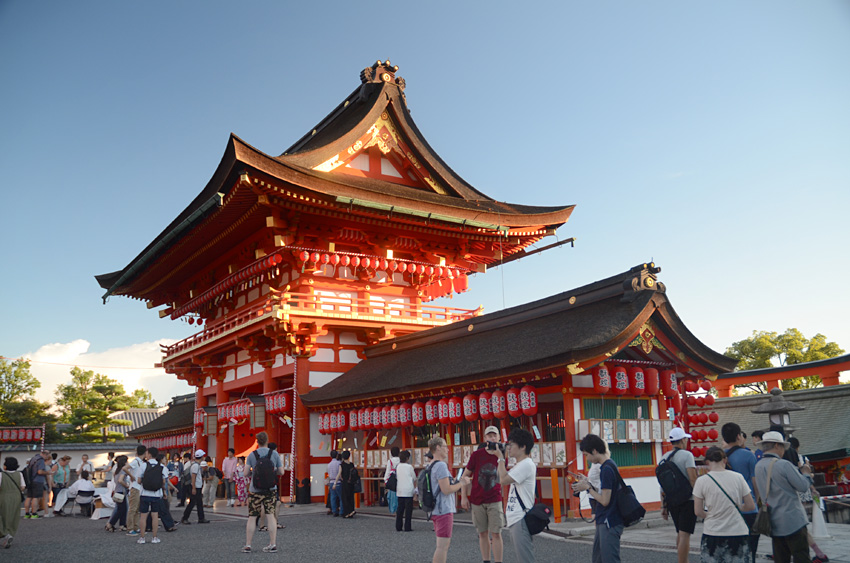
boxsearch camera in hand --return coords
[485,442,506,453]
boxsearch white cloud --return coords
[23,339,193,407]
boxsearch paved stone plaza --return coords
[9,500,850,562]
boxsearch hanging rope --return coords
[289,359,298,503]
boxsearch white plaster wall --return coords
[310,371,343,387]
[236,364,251,379]
[338,349,360,363]
[317,333,335,344]
[572,374,593,388]
[311,348,335,362]
[339,332,361,345]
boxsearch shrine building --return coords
[97,61,736,517]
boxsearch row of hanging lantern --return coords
[142,432,195,450]
[193,408,205,427]
[0,428,43,442]
[217,400,252,421]
[264,391,289,415]
[297,250,465,280]
[682,378,719,458]
[319,386,540,435]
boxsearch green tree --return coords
[126,388,157,409]
[55,367,134,442]
[0,358,40,404]
[725,328,845,394]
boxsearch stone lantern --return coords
[750,387,805,435]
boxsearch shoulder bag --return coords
[514,482,552,535]
[751,458,778,536]
[2,470,25,502]
[606,459,646,527]
[706,473,747,527]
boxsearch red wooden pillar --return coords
[562,384,579,517]
[195,385,209,455]
[294,356,311,489]
[822,371,841,386]
[715,382,733,398]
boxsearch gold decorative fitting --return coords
[381,73,391,82]
[467,324,474,331]
[392,343,397,350]
[569,296,576,305]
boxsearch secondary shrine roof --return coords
[301,263,738,407]
[96,60,574,300]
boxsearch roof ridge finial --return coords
[360,59,405,91]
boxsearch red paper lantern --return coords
[708,412,719,423]
[359,408,369,430]
[698,412,708,424]
[341,255,351,267]
[685,380,699,393]
[520,385,538,417]
[310,252,320,263]
[696,397,706,408]
[628,367,646,396]
[699,430,708,441]
[491,390,507,419]
[610,366,628,395]
[704,394,715,406]
[351,257,360,268]
[438,398,450,424]
[669,393,682,413]
[506,388,522,418]
[425,400,439,424]
[337,410,348,432]
[687,396,697,406]
[592,366,611,395]
[399,402,412,427]
[449,397,463,424]
[412,402,426,427]
[708,429,719,440]
[381,406,390,429]
[661,370,679,397]
[1,429,9,441]
[701,380,712,391]
[478,392,493,420]
[299,250,310,262]
[371,408,381,429]
[390,404,400,427]
[349,410,359,431]
[462,394,479,421]
[361,257,371,269]
[331,254,341,266]
[644,368,659,395]
[33,429,42,440]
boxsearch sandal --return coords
[276,523,285,529]
[105,524,115,532]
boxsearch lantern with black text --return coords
[462,394,479,422]
[491,390,507,419]
[337,411,348,432]
[592,366,611,395]
[318,413,326,434]
[644,368,660,396]
[661,370,678,397]
[361,408,372,430]
[478,392,492,420]
[349,410,359,431]
[412,401,426,427]
[399,402,412,427]
[611,366,628,395]
[628,367,646,396]
[448,397,463,424]
[425,400,438,424]
[390,404,400,428]
[381,406,391,429]
[438,398,450,424]
[329,412,338,433]
[506,388,522,418]
[371,408,381,429]
[520,385,538,416]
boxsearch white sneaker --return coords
[137,537,146,544]
[151,537,161,544]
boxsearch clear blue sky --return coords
[2,1,849,404]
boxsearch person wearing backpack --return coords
[122,444,148,536]
[383,446,400,514]
[722,422,761,563]
[427,436,471,563]
[180,449,210,525]
[335,450,358,518]
[495,428,539,563]
[22,450,51,519]
[136,447,169,545]
[176,452,192,507]
[242,431,282,554]
[460,425,504,563]
[573,434,623,563]
[658,427,698,563]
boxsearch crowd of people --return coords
[0,422,834,560]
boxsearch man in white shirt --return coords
[122,445,147,536]
[66,470,96,516]
[76,454,94,476]
[181,449,210,525]
[136,447,169,544]
[495,428,538,563]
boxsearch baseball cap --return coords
[668,427,692,442]
[759,431,790,447]
[200,461,208,467]
[484,425,500,437]
[194,449,206,458]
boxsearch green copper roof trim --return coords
[102,192,225,303]
[335,196,510,233]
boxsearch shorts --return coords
[139,496,161,514]
[248,490,276,517]
[27,482,47,498]
[471,502,505,534]
[432,513,454,538]
[669,499,697,534]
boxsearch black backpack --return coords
[656,449,692,507]
[141,461,164,491]
[181,462,196,488]
[385,460,398,492]
[252,449,277,491]
[417,461,437,514]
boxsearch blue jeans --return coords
[109,499,127,527]
[329,483,342,515]
[593,522,623,563]
[387,490,398,514]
